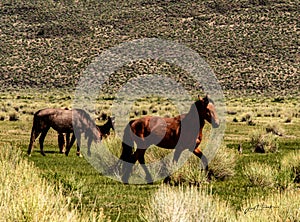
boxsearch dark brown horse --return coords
[27,108,100,156]
[64,116,115,156]
[120,95,220,183]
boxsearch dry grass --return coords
[168,155,209,185]
[208,144,237,180]
[142,185,236,222]
[239,188,300,221]
[167,144,237,185]
[0,144,108,222]
[243,162,277,187]
[281,150,300,183]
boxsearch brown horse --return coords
[27,108,100,156]
[120,95,220,183]
[64,116,115,156]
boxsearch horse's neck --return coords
[180,113,205,139]
[100,123,109,134]
[182,109,205,132]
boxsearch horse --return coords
[27,108,100,157]
[97,116,115,139]
[119,95,220,183]
[64,116,115,156]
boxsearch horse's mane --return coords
[74,109,98,139]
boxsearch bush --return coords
[143,185,236,222]
[243,162,277,187]
[250,129,279,153]
[9,112,19,121]
[168,145,237,185]
[265,122,284,136]
[168,155,208,185]
[208,144,237,180]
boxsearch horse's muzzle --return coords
[212,120,220,128]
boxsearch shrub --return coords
[168,144,237,184]
[250,129,279,153]
[0,114,5,121]
[142,185,236,222]
[243,162,277,187]
[208,144,237,180]
[241,113,252,122]
[9,112,19,121]
[265,122,284,136]
[168,155,208,185]
[284,117,292,123]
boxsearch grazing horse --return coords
[120,95,220,183]
[64,116,115,156]
[97,116,115,139]
[27,108,100,156]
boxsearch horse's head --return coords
[107,116,115,131]
[196,95,220,128]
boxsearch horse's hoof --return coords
[41,153,46,156]
[76,152,83,158]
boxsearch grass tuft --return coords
[243,162,277,187]
[281,150,300,183]
[0,144,108,222]
[250,129,279,153]
[142,185,236,222]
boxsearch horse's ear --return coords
[203,95,209,106]
[198,95,203,101]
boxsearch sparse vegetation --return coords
[0,0,299,97]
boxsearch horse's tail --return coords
[120,120,135,163]
[27,111,42,155]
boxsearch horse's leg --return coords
[87,136,92,157]
[65,133,76,156]
[173,147,184,163]
[66,133,71,150]
[193,147,208,171]
[58,133,65,153]
[27,126,41,156]
[76,134,82,157]
[39,127,50,156]
[121,149,138,184]
[135,148,153,183]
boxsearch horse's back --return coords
[129,115,182,149]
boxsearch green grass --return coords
[0,91,299,221]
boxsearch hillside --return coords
[0,0,299,96]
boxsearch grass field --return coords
[0,91,299,221]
